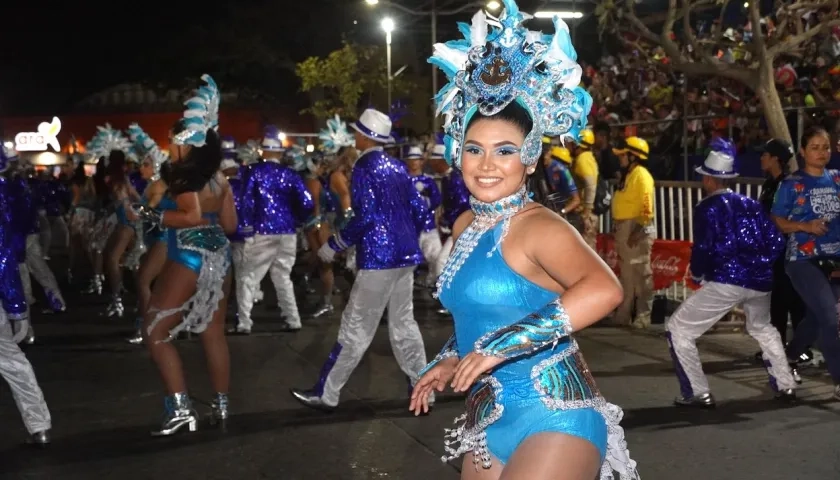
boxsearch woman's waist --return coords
[169,224,229,252]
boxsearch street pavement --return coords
[2,269,840,480]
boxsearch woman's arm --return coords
[472,212,621,360]
[161,192,205,228]
[330,172,352,212]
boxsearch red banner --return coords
[596,234,698,291]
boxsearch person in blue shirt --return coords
[543,144,581,215]
[771,125,840,402]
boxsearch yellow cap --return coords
[550,146,572,164]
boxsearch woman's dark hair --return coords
[466,102,549,203]
[106,150,127,188]
[93,156,110,204]
[800,125,830,149]
[71,162,87,186]
[164,128,222,195]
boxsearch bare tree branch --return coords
[624,0,756,87]
[768,17,840,57]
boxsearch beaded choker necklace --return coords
[434,185,531,297]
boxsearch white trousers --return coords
[237,234,300,330]
[666,281,796,397]
[0,310,51,434]
[432,237,454,283]
[19,234,65,310]
[318,267,428,406]
[39,214,68,256]
[419,230,444,282]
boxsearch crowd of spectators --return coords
[579,7,840,179]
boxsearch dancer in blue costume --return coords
[86,125,139,317]
[306,115,357,315]
[0,148,51,446]
[134,74,237,436]
[234,127,313,334]
[125,123,171,345]
[4,148,67,319]
[405,145,444,287]
[291,108,431,411]
[409,3,639,478]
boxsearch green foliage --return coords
[296,42,416,120]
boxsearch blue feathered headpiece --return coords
[285,144,308,172]
[127,123,168,181]
[237,140,261,165]
[429,0,591,167]
[86,124,132,165]
[173,74,220,147]
[318,115,355,155]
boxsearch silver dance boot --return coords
[151,392,198,437]
[83,274,104,295]
[106,293,124,318]
[209,392,229,431]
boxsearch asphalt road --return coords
[1,268,839,480]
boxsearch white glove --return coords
[11,319,30,343]
[318,242,337,263]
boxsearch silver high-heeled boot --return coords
[151,392,198,437]
[83,274,103,295]
[106,293,124,318]
[209,392,229,430]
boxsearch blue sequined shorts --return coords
[167,224,230,274]
[445,344,607,467]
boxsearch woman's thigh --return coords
[500,432,601,480]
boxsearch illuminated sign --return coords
[15,117,61,152]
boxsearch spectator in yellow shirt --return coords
[611,136,655,329]
[572,129,599,250]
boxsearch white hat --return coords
[262,126,285,152]
[695,150,739,178]
[351,109,394,143]
[429,144,445,159]
[405,146,423,159]
[220,159,239,171]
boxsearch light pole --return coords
[381,17,395,116]
[365,1,501,132]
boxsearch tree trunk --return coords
[755,62,797,172]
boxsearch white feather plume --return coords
[470,10,488,47]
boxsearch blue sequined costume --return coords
[0,177,28,319]
[438,222,608,465]
[328,147,428,269]
[440,169,471,231]
[411,174,441,233]
[690,189,784,291]
[0,175,52,436]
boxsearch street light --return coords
[533,11,584,19]
[365,1,501,132]
[381,17,395,116]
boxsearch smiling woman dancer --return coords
[134,74,236,436]
[408,2,639,479]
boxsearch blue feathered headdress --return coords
[127,123,168,181]
[237,140,261,165]
[86,124,132,165]
[429,0,591,167]
[285,144,308,172]
[318,115,355,155]
[172,74,220,147]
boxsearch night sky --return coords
[0,0,574,116]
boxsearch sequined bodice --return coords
[439,222,572,381]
